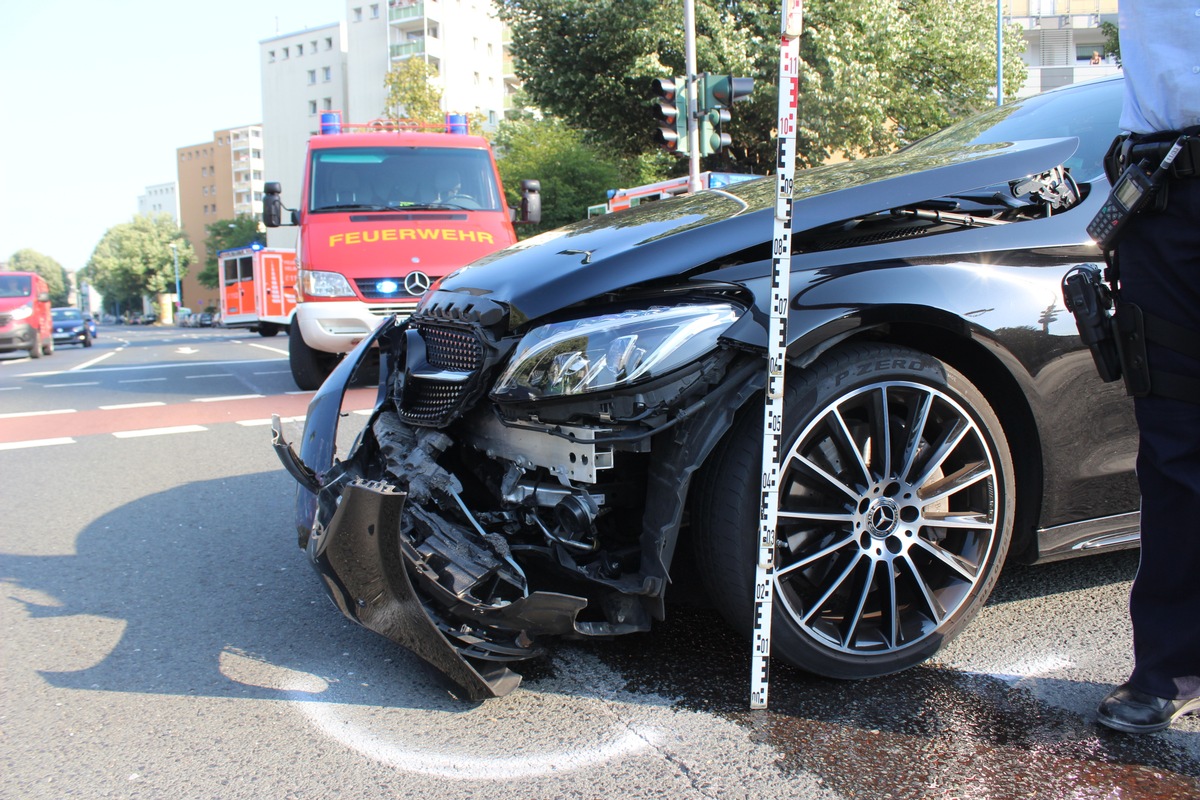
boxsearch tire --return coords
[258,323,280,337]
[42,337,53,356]
[288,322,338,391]
[692,343,1014,679]
[28,333,42,359]
[83,334,93,348]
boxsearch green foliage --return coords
[1101,20,1120,66]
[6,249,69,305]
[83,214,193,310]
[497,0,1027,173]
[199,216,263,289]
[493,117,642,235]
[383,57,445,125]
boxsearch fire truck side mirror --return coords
[518,179,541,225]
[263,182,285,228]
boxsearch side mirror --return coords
[37,292,50,303]
[519,179,541,225]
[263,181,284,228]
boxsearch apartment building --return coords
[137,182,179,222]
[259,1,513,247]
[176,125,265,312]
[1004,0,1121,97]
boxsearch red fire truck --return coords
[217,245,297,337]
[264,113,540,389]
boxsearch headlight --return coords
[492,303,740,401]
[11,304,33,321]
[299,269,356,298]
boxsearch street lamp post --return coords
[170,242,181,320]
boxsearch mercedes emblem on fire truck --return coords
[404,271,432,295]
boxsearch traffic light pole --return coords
[751,0,803,711]
[683,0,701,193]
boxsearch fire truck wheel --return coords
[258,323,280,337]
[289,323,338,391]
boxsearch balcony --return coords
[391,39,425,58]
[389,0,425,21]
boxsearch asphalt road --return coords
[1,325,1197,800]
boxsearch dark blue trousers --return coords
[1117,176,1200,702]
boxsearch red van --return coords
[0,272,54,358]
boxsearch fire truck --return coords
[216,245,297,337]
[264,112,540,390]
[587,171,758,216]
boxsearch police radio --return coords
[1088,137,1186,251]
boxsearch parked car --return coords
[274,76,1138,700]
[51,307,92,348]
[198,312,214,327]
[0,271,53,358]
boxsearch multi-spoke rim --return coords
[774,380,1000,656]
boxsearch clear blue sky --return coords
[0,0,344,273]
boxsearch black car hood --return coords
[435,137,1079,328]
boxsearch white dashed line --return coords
[119,377,167,384]
[112,425,208,438]
[0,437,76,451]
[98,402,167,410]
[237,415,305,427]
[192,394,265,403]
[186,373,233,379]
[43,381,100,388]
[0,408,76,419]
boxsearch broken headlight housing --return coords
[491,302,740,401]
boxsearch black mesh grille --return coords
[420,325,483,371]
[400,324,485,426]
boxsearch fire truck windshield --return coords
[309,147,503,213]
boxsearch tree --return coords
[83,214,193,314]
[383,57,444,124]
[494,117,631,234]
[198,216,262,289]
[1100,20,1120,66]
[497,0,1027,172]
[6,249,69,305]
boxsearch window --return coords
[308,69,317,84]
[353,7,363,21]
[371,4,380,18]
[297,44,304,56]
[283,47,290,58]
[309,100,318,115]
[322,98,333,111]
[251,149,261,159]
[268,50,276,62]
[311,40,318,53]
[323,66,332,81]
[325,37,333,50]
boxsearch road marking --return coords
[247,342,290,356]
[186,373,233,379]
[44,381,100,388]
[285,390,315,395]
[112,425,207,438]
[119,377,167,384]
[0,408,76,419]
[253,370,291,376]
[70,351,116,371]
[99,402,167,410]
[192,394,264,403]
[15,357,286,378]
[237,415,305,426]
[176,347,199,354]
[0,437,75,450]
[0,386,21,391]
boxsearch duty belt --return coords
[1105,128,1200,184]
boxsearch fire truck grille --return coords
[356,278,423,301]
[400,324,486,426]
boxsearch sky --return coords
[0,0,347,273]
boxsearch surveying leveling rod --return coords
[751,0,804,711]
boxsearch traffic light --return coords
[697,74,755,155]
[651,77,689,155]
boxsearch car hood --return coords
[436,137,1079,328]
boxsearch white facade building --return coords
[1004,0,1121,97]
[259,2,512,246]
[137,182,179,221]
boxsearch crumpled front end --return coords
[273,291,759,699]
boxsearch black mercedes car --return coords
[273,75,1138,700]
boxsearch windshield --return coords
[0,274,32,298]
[52,308,82,321]
[309,146,504,213]
[904,76,1123,182]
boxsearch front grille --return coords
[0,314,11,326]
[421,325,482,372]
[355,276,425,300]
[400,323,486,427]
